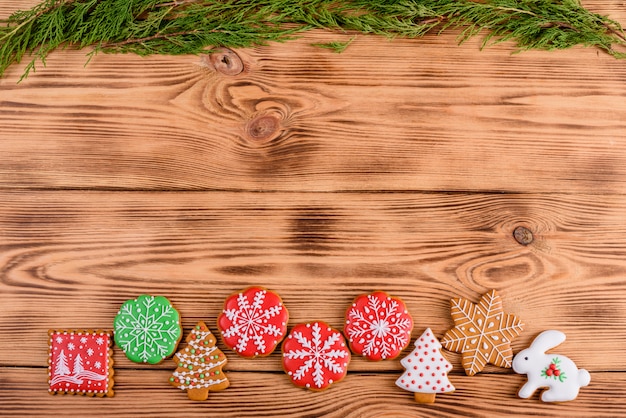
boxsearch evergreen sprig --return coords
[1,0,625,80]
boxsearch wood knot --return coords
[513,226,533,246]
[245,115,281,143]
[205,48,244,76]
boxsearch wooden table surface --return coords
[2,1,626,416]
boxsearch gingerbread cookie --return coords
[513,330,591,402]
[441,289,524,375]
[170,321,229,401]
[282,321,351,391]
[217,286,289,358]
[396,328,455,403]
[344,291,413,361]
[113,295,182,364]
[48,330,114,397]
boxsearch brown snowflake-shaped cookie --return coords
[441,289,524,376]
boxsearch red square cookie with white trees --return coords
[48,330,114,397]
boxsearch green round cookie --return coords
[113,295,182,364]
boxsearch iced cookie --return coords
[113,295,182,364]
[282,321,351,391]
[344,291,413,361]
[217,286,289,358]
[170,321,229,401]
[441,289,524,375]
[48,330,114,397]
[396,328,455,403]
[513,330,590,402]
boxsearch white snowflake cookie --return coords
[344,291,413,361]
[113,295,182,364]
[282,321,351,391]
[218,286,289,358]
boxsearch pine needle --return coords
[312,36,357,53]
[1,0,625,80]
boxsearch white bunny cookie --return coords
[513,330,590,402]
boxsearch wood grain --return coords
[2,4,626,193]
[1,191,626,372]
[2,0,626,416]
[1,368,624,417]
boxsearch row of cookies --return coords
[47,288,590,403]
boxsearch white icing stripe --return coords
[177,378,228,390]
[172,360,226,378]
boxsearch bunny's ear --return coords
[529,330,566,352]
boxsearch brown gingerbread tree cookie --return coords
[169,321,229,401]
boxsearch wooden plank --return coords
[2,2,626,416]
[1,190,625,371]
[0,368,623,417]
[2,4,626,193]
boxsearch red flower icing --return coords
[217,287,289,358]
[48,331,113,396]
[282,321,351,390]
[344,291,413,360]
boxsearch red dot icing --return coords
[395,328,455,397]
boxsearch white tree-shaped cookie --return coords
[396,328,455,403]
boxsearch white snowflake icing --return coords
[67,342,75,351]
[87,348,94,357]
[222,289,285,355]
[55,336,63,344]
[94,361,102,369]
[96,337,104,345]
[80,337,88,344]
[114,295,181,363]
[346,295,412,359]
[283,322,349,389]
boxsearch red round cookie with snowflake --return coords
[282,321,351,391]
[344,291,413,361]
[217,286,289,358]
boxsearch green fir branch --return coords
[1,0,626,81]
[312,36,357,53]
